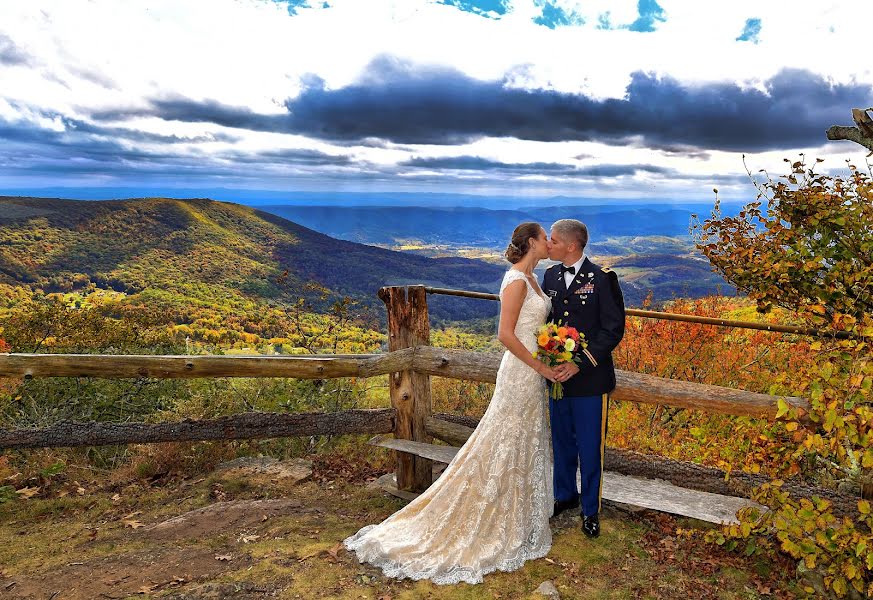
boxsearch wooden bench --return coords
[368,435,764,525]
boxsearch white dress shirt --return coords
[562,255,586,288]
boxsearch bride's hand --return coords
[536,363,558,382]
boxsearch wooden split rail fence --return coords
[0,284,859,517]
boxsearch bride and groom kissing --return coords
[344,219,626,586]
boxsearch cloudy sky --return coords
[1,0,871,203]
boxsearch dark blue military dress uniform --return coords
[541,257,625,517]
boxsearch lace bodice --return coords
[499,268,551,353]
[344,269,554,585]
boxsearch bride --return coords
[344,222,558,585]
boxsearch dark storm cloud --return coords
[66,119,241,145]
[92,99,288,135]
[106,58,871,152]
[0,118,199,168]
[648,143,711,160]
[280,63,872,150]
[575,164,671,177]
[224,147,354,166]
[0,113,352,181]
[403,156,582,173]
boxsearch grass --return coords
[0,450,802,599]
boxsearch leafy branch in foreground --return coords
[693,158,872,598]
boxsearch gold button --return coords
[563,311,569,316]
[563,300,568,304]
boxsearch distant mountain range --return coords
[1,188,740,211]
[0,197,506,323]
[257,204,703,246]
[255,203,735,305]
[0,196,736,324]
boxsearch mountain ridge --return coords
[0,196,506,324]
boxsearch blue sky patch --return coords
[440,0,508,18]
[534,1,584,29]
[736,18,762,43]
[628,0,666,32]
[277,0,311,16]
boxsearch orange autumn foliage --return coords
[610,294,818,477]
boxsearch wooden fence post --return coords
[378,285,433,492]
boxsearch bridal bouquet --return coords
[533,322,586,400]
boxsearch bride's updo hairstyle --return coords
[504,222,542,264]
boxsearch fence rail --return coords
[0,409,395,449]
[0,350,412,380]
[422,285,856,339]
[411,345,808,418]
[0,345,805,419]
[0,284,822,500]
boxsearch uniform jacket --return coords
[541,257,626,397]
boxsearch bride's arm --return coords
[497,280,557,382]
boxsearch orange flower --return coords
[534,321,587,400]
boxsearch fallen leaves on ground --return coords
[121,510,145,529]
[14,486,39,499]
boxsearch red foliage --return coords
[609,294,817,476]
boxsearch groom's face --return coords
[548,228,572,262]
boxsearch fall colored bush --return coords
[611,294,817,476]
[693,158,872,597]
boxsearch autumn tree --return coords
[693,158,872,597]
[1,292,179,354]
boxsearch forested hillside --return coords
[0,197,506,348]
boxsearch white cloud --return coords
[0,0,870,197]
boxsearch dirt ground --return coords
[0,456,802,599]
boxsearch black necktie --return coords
[562,266,576,276]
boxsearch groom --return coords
[541,219,625,538]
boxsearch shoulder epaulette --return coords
[546,264,559,271]
[601,267,613,273]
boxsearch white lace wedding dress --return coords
[344,269,554,585]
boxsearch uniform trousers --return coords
[549,393,608,517]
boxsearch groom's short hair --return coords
[552,219,588,251]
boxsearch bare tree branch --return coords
[826,125,873,154]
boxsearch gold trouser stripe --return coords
[597,393,608,513]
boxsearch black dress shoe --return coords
[552,497,578,517]
[582,513,600,538]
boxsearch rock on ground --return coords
[534,580,561,599]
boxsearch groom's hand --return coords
[555,362,580,382]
